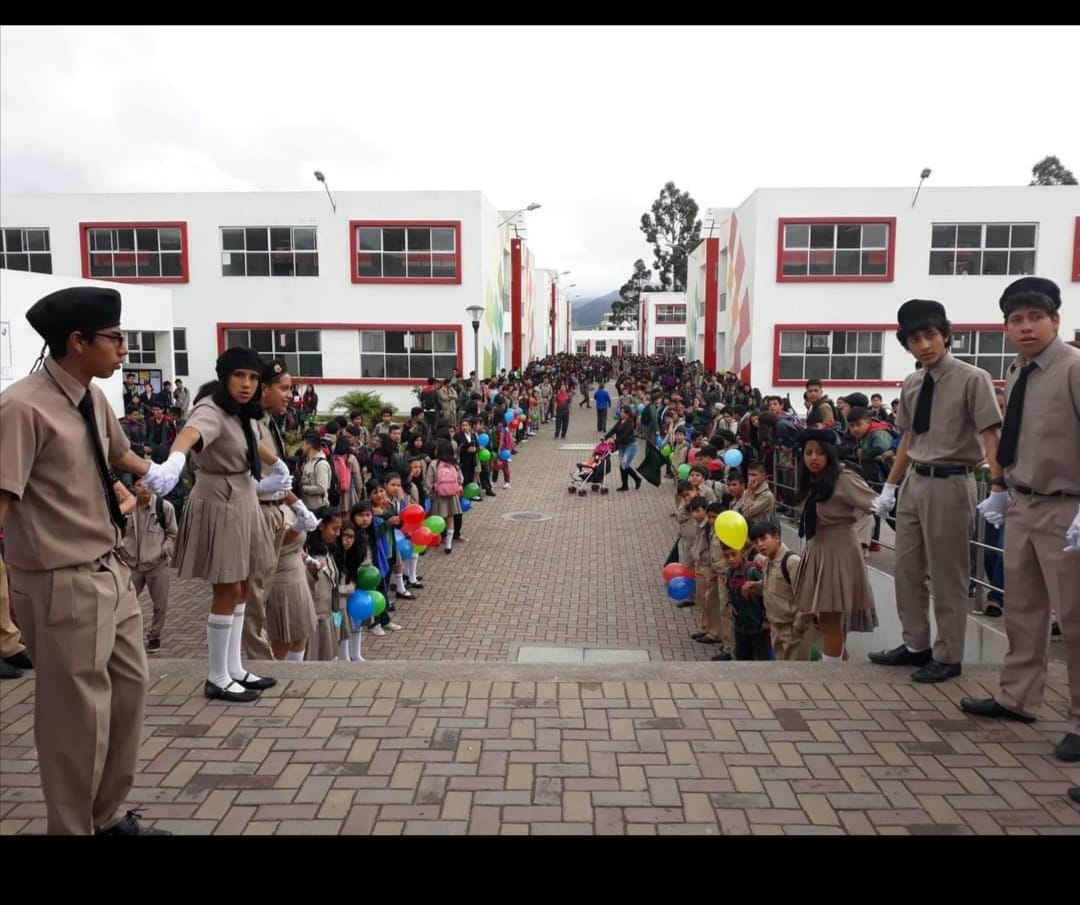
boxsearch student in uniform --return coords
[143,347,294,703]
[956,279,1080,807]
[750,520,813,660]
[868,299,1003,683]
[0,286,175,835]
[119,477,178,653]
[1,557,33,679]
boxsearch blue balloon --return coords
[723,448,744,468]
[499,449,512,461]
[637,403,645,413]
[396,537,414,560]
[460,497,472,513]
[477,432,490,448]
[666,577,695,602]
[347,589,375,624]
[332,611,343,629]
[423,499,431,513]
[504,411,514,423]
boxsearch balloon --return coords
[677,464,691,480]
[417,545,428,556]
[688,449,699,463]
[346,589,375,623]
[667,577,695,601]
[708,460,723,472]
[396,536,414,560]
[370,590,387,618]
[661,444,672,459]
[332,611,343,629]
[637,403,645,413]
[714,510,749,549]
[478,433,491,448]
[401,522,415,538]
[723,448,744,468]
[460,498,472,513]
[464,482,482,500]
[413,527,438,547]
[499,449,512,461]
[662,563,694,583]
[504,411,514,423]
[356,565,381,590]
[423,515,447,535]
[423,499,432,514]
[477,448,492,463]
[401,504,425,524]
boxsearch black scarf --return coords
[798,477,836,541]
[212,383,262,481]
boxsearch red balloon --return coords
[662,563,694,583]
[401,522,415,538]
[707,460,722,472]
[401,504,425,524]
[412,527,438,547]
[688,449,699,463]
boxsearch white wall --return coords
[642,290,688,356]
[0,270,174,415]
[571,328,638,355]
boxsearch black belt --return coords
[1013,485,1080,498]
[259,498,283,506]
[912,464,971,478]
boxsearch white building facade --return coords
[570,328,637,356]
[638,290,688,358]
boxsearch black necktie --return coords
[997,362,1037,468]
[78,390,126,532]
[912,373,934,434]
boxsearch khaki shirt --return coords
[896,353,1001,467]
[1002,337,1080,495]
[762,543,801,625]
[690,519,712,572]
[0,359,132,570]
[120,494,178,569]
[737,482,775,526]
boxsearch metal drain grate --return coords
[501,511,553,522]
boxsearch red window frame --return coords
[216,321,463,386]
[349,220,462,285]
[776,217,896,283]
[79,221,190,284]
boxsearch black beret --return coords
[261,358,289,384]
[840,392,869,408]
[847,407,873,422]
[26,286,122,343]
[215,347,264,381]
[796,428,838,447]
[999,277,1061,315]
[897,298,947,330]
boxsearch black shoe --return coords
[693,634,719,645]
[396,589,418,598]
[711,650,733,661]
[485,490,496,497]
[984,603,1003,618]
[1056,733,1080,762]
[406,580,425,589]
[204,680,260,703]
[0,659,23,680]
[4,649,33,670]
[676,599,694,608]
[912,660,962,683]
[1069,787,1080,805]
[146,637,161,653]
[444,548,453,555]
[960,697,1036,723]
[96,809,172,836]
[233,671,277,691]
[616,485,629,492]
[868,644,932,667]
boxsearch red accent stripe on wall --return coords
[704,237,719,372]
[510,238,522,370]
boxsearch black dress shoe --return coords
[960,697,1036,723]
[710,650,733,662]
[234,672,276,691]
[868,644,932,667]
[3,649,33,670]
[912,660,961,683]
[1055,732,1080,762]
[204,680,260,703]
[693,634,719,644]
[676,599,695,608]
[0,659,23,680]
[1069,787,1080,805]
[97,809,172,836]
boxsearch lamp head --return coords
[314,170,326,183]
[920,168,931,180]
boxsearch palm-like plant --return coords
[330,390,391,429]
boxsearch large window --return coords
[929,223,1037,275]
[655,304,687,324]
[1,228,52,273]
[952,329,1017,381]
[654,336,686,356]
[351,221,461,283]
[777,328,884,382]
[220,227,318,277]
[126,332,157,366]
[575,341,589,354]
[81,222,187,282]
[224,328,323,378]
[778,219,894,281]
[359,329,458,379]
[173,328,188,376]
[595,340,607,353]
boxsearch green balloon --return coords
[464,482,482,500]
[661,444,672,458]
[677,464,691,480]
[423,515,447,535]
[356,565,381,590]
[810,644,821,662]
[477,448,492,463]
[370,590,387,618]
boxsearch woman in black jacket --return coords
[605,409,641,491]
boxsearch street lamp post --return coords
[466,305,484,385]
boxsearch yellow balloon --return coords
[713,510,748,549]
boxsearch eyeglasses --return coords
[93,331,127,346]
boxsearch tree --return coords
[611,259,652,325]
[1030,155,1077,186]
[639,181,703,291]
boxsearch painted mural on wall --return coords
[481,226,507,377]
[727,213,752,385]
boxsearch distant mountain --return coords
[572,290,620,328]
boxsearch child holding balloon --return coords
[354,493,401,636]
[334,523,365,661]
[426,440,465,553]
[492,420,513,488]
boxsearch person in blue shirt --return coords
[594,385,612,433]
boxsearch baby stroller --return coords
[568,441,614,496]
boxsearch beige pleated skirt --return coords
[173,471,276,584]
[793,524,879,633]
[266,538,317,645]
[306,573,338,661]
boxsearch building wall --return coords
[640,291,689,356]
[570,328,638,356]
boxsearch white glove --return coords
[256,466,293,496]
[143,451,185,497]
[1064,503,1080,553]
[976,489,1011,529]
[292,499,319,533]
[870,483,898,518]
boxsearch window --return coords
[173,328,188,376]
[350,221,461,283]
[126,332,157,366]
[1,228,52,273]
[952,329,1017,381]
[655,304,687,324]
[778,218,894,281]
[359,329,457,379]
[224,328,323,377]
[777,328,884,382]
[654,336,686,356]
[575,341,589,354]
[220,227,318,277]
[81,222,188,282]
[595,340,607,353]
[929,223,1037,275]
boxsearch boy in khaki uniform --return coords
[0,286,173,835]
[707,502,735,660]
[688,496,722,649]
[749,520,812,660]
[119,479,178,652]
[739,461,776,525]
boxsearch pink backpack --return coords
[332,455,352,493]
[434,461,462,497]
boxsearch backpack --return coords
[779,550,796,586]
[318,457,341,507]
[434,460,462,498]
[332,454,352,493]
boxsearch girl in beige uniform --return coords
[305,507,343,661]
[145,347,293,702]
[266,513,317,661]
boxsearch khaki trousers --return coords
[0,557,27,658]
[772,620,813,660]
[243,502,289,660]
[131,561,170,640]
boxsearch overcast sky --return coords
[2,25,1077,299]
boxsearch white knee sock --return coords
[821,652,843,662]
[348,631,364,662]
[284,649,305,662]
[338,638,350,661]
[445,527,454,551]
[407,556,419,582]
[393,572,407,593]
[207,613,235,689]
[228,604,262,682]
